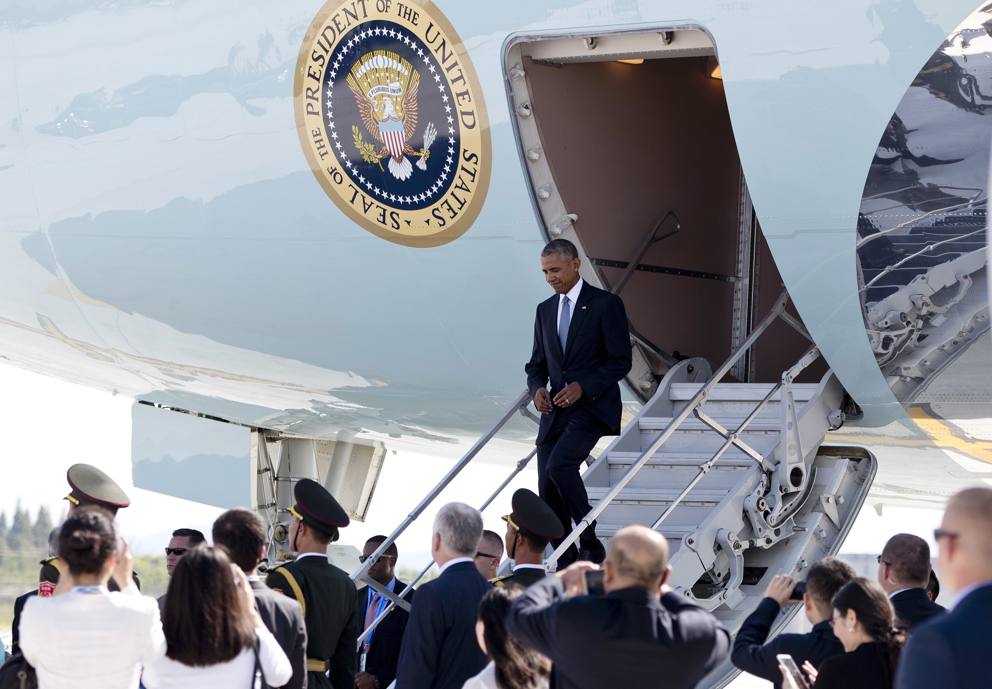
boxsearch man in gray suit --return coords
[214,508,308,689]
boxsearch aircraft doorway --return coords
[504,28,824,398]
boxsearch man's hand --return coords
[556,561,599,596]
[553,382,583,408]
[764,574,797,607]
[533,388,553,414]
[354,672,378,689]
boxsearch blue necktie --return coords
[558,295,571,350]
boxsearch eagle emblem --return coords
[347,50,436,181]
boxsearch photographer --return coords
[732,558,855,689]
[506,525,730,689]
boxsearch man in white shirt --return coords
[395,503,490,689]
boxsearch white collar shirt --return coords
[556,278,584,337]
[438,557,474,575]
[513,564,546,572]
[295,552,326,562]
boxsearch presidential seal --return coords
[295,0,491,247]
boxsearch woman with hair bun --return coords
[18,506,166,689]
[781,577,902,689]
[463,587,550,689]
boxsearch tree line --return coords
[0,504,59,564]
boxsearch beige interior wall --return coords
[524,56,742,369]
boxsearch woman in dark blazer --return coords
[782,578,902,689]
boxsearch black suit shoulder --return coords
[891,588,945,629]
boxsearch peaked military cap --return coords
[502,488,564,540]
[290,478,350,533]
[64,463,130,510]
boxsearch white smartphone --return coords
[777,654,809,689]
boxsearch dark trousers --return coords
[537,406,606,562]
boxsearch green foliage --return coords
[6,503,33,553]
[32,506,54,553]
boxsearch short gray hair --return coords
[433,502,483,557]
[541,238,578,260]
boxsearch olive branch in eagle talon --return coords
[352,125,385,171]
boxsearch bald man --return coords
[877,533,944,629]
[507,525,730,689]
[896,487,992,689]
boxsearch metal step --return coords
[605,451,754,490]
[668,383,820,402]
[587,485,734,527]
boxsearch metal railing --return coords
[350,389,537,643]
[549,291,817,564]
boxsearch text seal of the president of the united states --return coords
[294,0,492,247]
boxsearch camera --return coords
[584,570,605,596]
[789,581,806,601]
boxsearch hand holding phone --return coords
[584,570,605,596]
[777,654,810,689]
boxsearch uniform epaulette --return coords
[490,574,513,587]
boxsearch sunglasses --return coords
[359,554,396,564]
[933,528,959,542]
[476,552,499,560]
[164,547,188,556]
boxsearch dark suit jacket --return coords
[395,561,489,689]
[731,597,844,689]
[253,580,308,689]
[815,641,897,689]
[890,587,945,630]
[525,282,632,443]
[895,583,992,689]
[508,576,731,689]
[10,590,36,656]
[357,580,413,689]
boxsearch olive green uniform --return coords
[268,556,359,689]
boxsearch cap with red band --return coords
[290,478,349,533]
[64,463,130,510]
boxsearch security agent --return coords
[492,488,563,589]
[39,463,137,596]
[877,533,945,629]
[731,557,856,689]
[474,530,504,582]
[524,239,632,566]
[507,525,730,689]
[355,536,414,689]
[267,479,360,689]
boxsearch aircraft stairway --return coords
[348,292,876,688]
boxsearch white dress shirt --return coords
[20,585,166,689]
[556,278,584,341]
[142,625,291,689]
[438,556,475,575]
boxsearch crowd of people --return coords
[1,461,988,689]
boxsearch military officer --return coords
[267,479,359,689]
[493,488,564,590]
[39,463,135,596]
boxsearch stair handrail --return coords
[549,291,794,565]
[350,389,531,596]
[356,443,539,647]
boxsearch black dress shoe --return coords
[578,539,606,564]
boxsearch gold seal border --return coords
[293,0,492,248]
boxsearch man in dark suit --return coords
[212,508,308,689]
[525,239,632,566]
[396,502,490,689]
[267,480,359,689]
[508,525,730,689]
[355,536,413,689]
[732,557,855,689]
[493,488,562,590]
[877,533,945,629]
[896,487,992,689]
